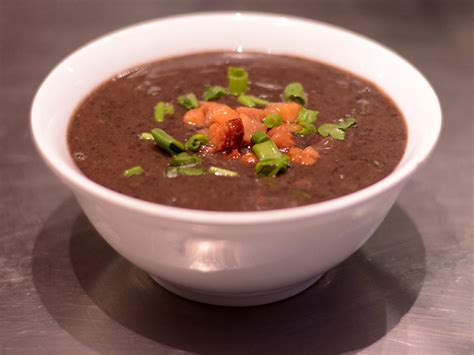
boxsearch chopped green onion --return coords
[185,133,209,151]
[237,95,256,108]
[166,166,204,178]
[263,114,282,128]
[251,131,271,145]
[151,128,185,155]
[170,152,203,166]
[228,67,248,95]
[317,124,345,140]
[297,107,318,124]
[317,117,357,141]
[252,140,281,160]
[153,102,174,122]
[252,140,289,177]
[248,96,269,106]
[177,93,199,110]
[283,82,307,105]
[208,166,238,177]
[296,108,319,136]
[298,124,317,136]
[139,132,154,140]
[237,95,269,107]
[256,156,290,177]
[336,116,357,130]
[203,85,228,101]
[123,165,144,177]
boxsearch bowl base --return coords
[148,274,322,307]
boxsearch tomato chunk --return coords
[283,123,303,133]
[208,118,244,152]
[201,102,238,125]
[268,125,295,149]
[240,113,266,144]
[288,146,320,165]
[264,102,301,122]
[236,107,266,121]
[183,107,206,126]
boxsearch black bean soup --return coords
[68,52,407,211]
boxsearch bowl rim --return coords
[30,11,442,225]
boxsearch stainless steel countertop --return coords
[1,0,472,354]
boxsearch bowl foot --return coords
[148,274,322,307]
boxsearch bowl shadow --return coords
[32,198,426,354]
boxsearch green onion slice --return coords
[151,128,185,155]
[208,166,238,177]
[263,114,282,128]
[166,166,204,178]
[237,95,256,108]
[170,152,203,167]
[297,107,318,124]
[252,140,289,177]
[256,156,290,177]
[252,140,281,160]
[237,95,269,107]
[154,102,174,122]
[251,131,271,145]
[203,85,228,101]
[228,67,249,95]
[283,82,307,105]
[336,117,357,130]
[317,117,357,141]
[298,124,317,136]
[139,132,154,140]
[185,133,209,151]
[296,108,319,136]
[177,93,199,110]
[318,124,345,140]
[123,165,144,177]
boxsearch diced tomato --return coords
[241,152,257,165]
[208,118,244,152]
[201,102,238,125]
[236,107,266,121]
[208,122,227,151]
[199,101,228,111]
[264,102,301,122]
[288,146,320,165]
[283,123,303,133]
[268,125,295,149]
[183,107,206,126]
[239,113,267,144]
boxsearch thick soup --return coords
[68,52,407,211]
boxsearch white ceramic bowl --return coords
[31,12,441,306]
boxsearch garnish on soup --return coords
[140,67,356,178]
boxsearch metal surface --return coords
[1,0,472,353]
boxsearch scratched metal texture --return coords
[0,0,472,354]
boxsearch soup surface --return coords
[68,52,407,211]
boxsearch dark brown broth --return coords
[68,52,407,211]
